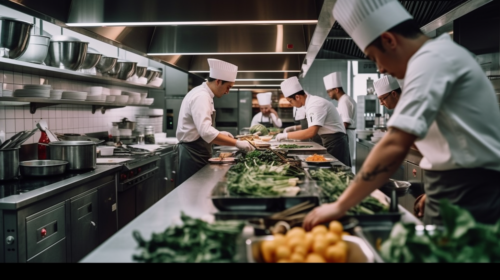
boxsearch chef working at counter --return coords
[250,92,282,128]
[323,72,357,163]
[176,58,255,185]
[276,76,351,167]
[373,75,402,111]
[283,103,323,145]
[303,0,500,230]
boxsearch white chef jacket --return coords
[250,112,282,128]
[304,94,346,135]
[337,94,357,129]
[387,33,500,172]
[176,83,220,143]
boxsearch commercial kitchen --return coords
[0,0,499,263]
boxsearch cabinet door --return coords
[136,173,158,216]
[70,190,99,263]
[97,180,117,244]
[157,154,168,200]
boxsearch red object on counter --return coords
[38,131,50,160]
[41,228,47,237]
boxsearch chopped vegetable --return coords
[278,144,313,149]
[306,154,328,162]
[132,212,245,263]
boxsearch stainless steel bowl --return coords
[96,56,117,73]
[16,35,51,64]
[47,141,96,171]
[136,66,147,78]
[19,160,68,177]
[44,36,89,70]
[115,60,137,80]
[146,67,162,83]
[80,47,102,69]
[106,60,123,77]
[0,148,19,180]
[0,17,33,59]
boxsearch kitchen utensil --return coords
[0,148,19,180]
[0,131,26,150]
[112,118,136,130]
[44,36,89,70]
[0,17,33,59]
[16,34,50,64]
[79,47,102,70]
[99,146,116,156]
[13,128,38,148]
[19,160,68,177]
[36,120,59,142]
[106,60,123,78]
[47,141,97,171]
[115,60,137,80]
[136,66,147,78]
[146,67,161,83]
[96,56,117,73]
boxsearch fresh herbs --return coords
[278,144,313,149]
[309,169,388,215]
[132,212,245,263]
[380,200,500,263]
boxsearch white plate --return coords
[305,158,336,164]
[62,91,87,100]
[208,157,235,164]
[13,89,50,98]
[24,84,52,89]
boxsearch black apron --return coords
[177,111,216,186]
[320,132,351,167]
[423,168,500,225]
[259,114,274,128]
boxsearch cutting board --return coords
[96,158,133,164]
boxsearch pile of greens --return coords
[132,212,245,263]
[309,169,388,215]
[380,200,500,263]
[278,144,313,149]
[231,150,290,173]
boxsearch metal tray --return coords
[271,141,327,154]
[246,234,375,263]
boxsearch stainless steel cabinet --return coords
[135,169,159,216]
[70,190,99,263]
[97,180,117,244]
[157,150,177,200]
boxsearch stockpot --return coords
[47,141,96,171]
[0,148,19,180]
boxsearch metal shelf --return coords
[0,97,150,114]
[0,57,164,90]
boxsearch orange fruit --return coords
[329,221,343,236]
[325,244,347,263]
[261,240,276,263]
[275,245,292,262]
[325,232,340,245]
[304,232,314,252]
[311,225,328,236]
[294,245,308,257]
[305,253,326,263]
[273,234,287,246]
[312,239,328,257]
[290,253,305,263]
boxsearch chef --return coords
[276,76,351,167]
[283,100,323,145]
[303,0,500,230]
[250,92,282,128]
[374,75,402,110]
[176,58,255,185]
[323,72,357,163]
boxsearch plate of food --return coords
[209,157,236,164]
[304,154,335,164]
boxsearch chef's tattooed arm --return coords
[355,161,399,182]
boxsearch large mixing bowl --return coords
[106,60,123,78]
[0,17,33,59]
[80,47,102,69]
[16,35,50,64]
[136,66,147,78]
[96,56,117,73]
[44,36,89,70]
[146,67,162,83]
[115,60,137,80]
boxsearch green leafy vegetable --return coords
[132,212,245,263]
[250,124,269,136]
[278,144,313,149]
[380,200,500,263]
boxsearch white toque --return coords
[208,58,238,82]
[257,92,272,106]
[374,75,400,96]
[323,72,343,90]
[280,76,303,98]
[333,0,413,51]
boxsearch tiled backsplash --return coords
[0,70,164,145]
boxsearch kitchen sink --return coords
[353,224,394,263]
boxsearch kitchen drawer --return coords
[27,238,67,263]
[26,202,66,260]
[70,190,99,262]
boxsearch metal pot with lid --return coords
[112,118,136,130]
[46,141,97,171]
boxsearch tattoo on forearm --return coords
[354,162,398,182]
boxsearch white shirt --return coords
[387,34,500,172]
[304,94,346,135]
[250,112,282,128]
[337,94,357,129]
[293,106,306,121]
[176,83,220,143]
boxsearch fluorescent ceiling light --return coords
[66,20,318,27]
[233,84,281,87]
[148,52,306,55]
[235,79,285,81]
[190,70,301,73]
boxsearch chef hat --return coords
[396,78,404,91]
[208,58,238,82]
[333,0,413,51]
[280,76,303,98]
[323,72,343,90]
[374,75,400,96]
[257,92,272,106]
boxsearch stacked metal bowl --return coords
[0,17,33,59]
[44,35,89,70]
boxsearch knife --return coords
[0,131,26,150]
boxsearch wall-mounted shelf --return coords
[0,57,164,90]
[0,97,150,114]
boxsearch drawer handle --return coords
[412,169,417,177]
[91,221,96,228]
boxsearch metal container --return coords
[96,56,117,73]
[16,35,50,64]
[106,60,123,77]
[44,36,89,70]
[112,118,136,130]
[0,148,19,180]
[79,47,102,69]
[136,66,147,78]
[0,17,33,59]
[115,60,137,80]
[47,141,96,171]
[19,160,68,177]
[146,67,161,83]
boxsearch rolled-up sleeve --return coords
[387,50,454,139]
[190,94,219,143]
[270,114,283,128]
[338,99,354,124]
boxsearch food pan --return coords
[246,235,375,263]
[19,160,68,177]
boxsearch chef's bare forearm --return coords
[211,134,237,146]
[287,126,319,140]
[335,128,416,212]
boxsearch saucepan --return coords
[41,141,98,171]
[19,160,68,177]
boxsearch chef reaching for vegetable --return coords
[304,0,500,230]
[176,59,255,185]
[275,77,351,167]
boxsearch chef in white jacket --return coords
[304,0,500,230]
[176,59,255,185]
[323,72,357,162]
[275,77,351,167]
[250,92,282,128]
[374,75,402,110]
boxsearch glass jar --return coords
[144,126,155,144]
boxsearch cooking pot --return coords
[0,148,19,180]
[112,118,136,130]
[47,141,96,171]
[56,133,102,143]
[20,160,68,177]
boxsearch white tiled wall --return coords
[0,70,163,145]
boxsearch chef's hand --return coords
[414,194,426,218]
[219,131,234,138]
[236,140,255,152]
[275,133,288,142]
[302,203,347,231]
[283,126,296,133]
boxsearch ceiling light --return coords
[233,84,281,87]
[235,79,285,81]
[189,70,301,73]
[66,20,318,27]
[148,52,306,55]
